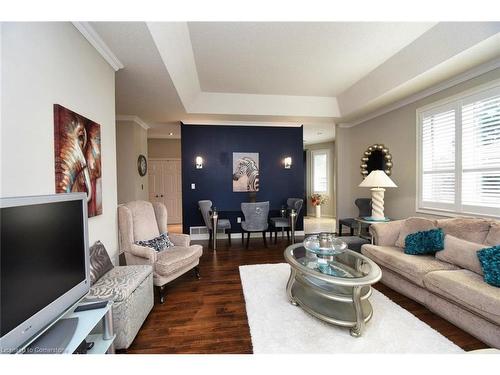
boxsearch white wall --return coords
[1,23,119,263]
[116,121,149,204]
[336,67,500,222]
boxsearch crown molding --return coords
[72,22,124,72]
[344,56,500,127]
[147,133,181,140]
[337,123,355,128]
[116,115,151,130]
[181,120,303,127]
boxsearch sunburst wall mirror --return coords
[360,144,393,178]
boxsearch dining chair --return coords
[198,200,232,247]
[338,198,371,235]
[269,198,304,243]
[241,201,270,248]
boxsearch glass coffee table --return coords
[284,243,382,337]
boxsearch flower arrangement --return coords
[311,193,328,206]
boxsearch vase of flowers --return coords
[311,194,328,218]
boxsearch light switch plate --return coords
[237,217,241,223]
[191,183,195,190]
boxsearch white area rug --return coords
[239,263,463,353]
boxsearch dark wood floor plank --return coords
[122,238,488,354]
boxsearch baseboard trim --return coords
[190,230,305,241]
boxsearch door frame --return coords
[149,158,183,224]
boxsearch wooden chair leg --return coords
[209,230,213,249]
[275,230,278,244]
[242,231,244,243]
[194,266,200,279]
[228,231,232,245]
[157,285,167,304]
[246,232,250,248]
[287,230,290,241]
[262,231,268,248]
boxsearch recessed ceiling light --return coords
[169,132,174,136]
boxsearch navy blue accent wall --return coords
[181,124,305,234]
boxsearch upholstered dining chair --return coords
[338,198,372,235]
[241,201,270,248]
[118,200,203,304]
[269,198,304,243]
[198,200,232,247]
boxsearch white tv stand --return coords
[19,300,115,354]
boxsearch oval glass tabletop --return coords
[284,244,382,285]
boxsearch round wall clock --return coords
[137,154,148,176]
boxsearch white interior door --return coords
[148,159,182,224]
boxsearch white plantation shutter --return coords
[420,108,456,208]
[418,83,500,217]
[461,89,500,214]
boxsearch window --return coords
[417,83,500,218]
[312,149,329,193]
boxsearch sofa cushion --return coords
[88,265,153,303]
[423,269,500,325]
[436,235,484,275]
[361,244,458,287]
[486,222,500,246]
[436,217,491,244]
[395,217,436,248]
[155,245,203,276]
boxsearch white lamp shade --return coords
[359,170,397,188]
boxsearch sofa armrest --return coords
[369,220,404,246]
[169,233,191,247]
[126,243,157,264]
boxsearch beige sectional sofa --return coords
[361,217,500,348]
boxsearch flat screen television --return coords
[0,193,90,353]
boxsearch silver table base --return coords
[286,267,375,337]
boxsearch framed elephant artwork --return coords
[54,104,102,217]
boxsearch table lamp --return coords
[358,170,397,221]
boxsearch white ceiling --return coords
[87,22,500,143]
[189,22,435,97]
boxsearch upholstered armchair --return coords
[118,201,202,303]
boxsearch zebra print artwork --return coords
[232,152,260,192]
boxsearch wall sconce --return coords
[195,156,203,169]
[284,157,292,169]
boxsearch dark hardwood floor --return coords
[122,236,488,354]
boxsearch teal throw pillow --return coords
[477,246,500,287]
[404,228,445,255]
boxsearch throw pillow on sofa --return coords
[404,228,445,255]
[395,217,436,248]
[135,233,174,252]
[89,241,114,285]
[477,245,500,287]
[436,235,484,275]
